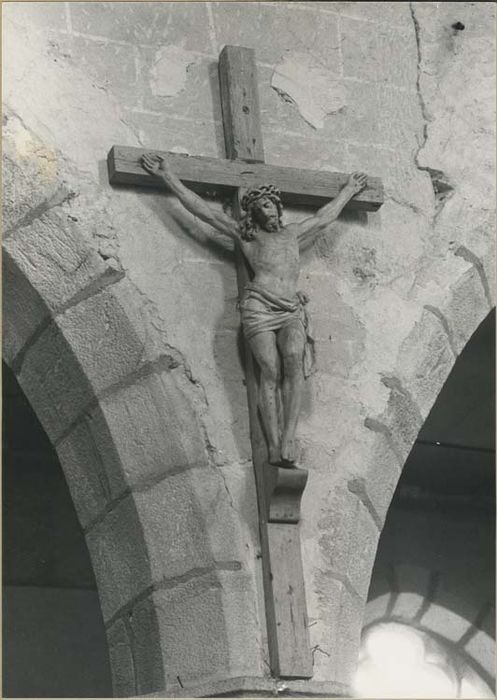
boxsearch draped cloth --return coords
[239,282,316,378]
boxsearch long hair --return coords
[239,185,283,241]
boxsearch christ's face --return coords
[252,197,280,232]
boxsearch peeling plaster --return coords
[149,45,196,98]
[271,51,346,130]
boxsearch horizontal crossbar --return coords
[107,146,384,211]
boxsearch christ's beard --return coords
[264,218,279,232]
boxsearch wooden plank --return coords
[218,45,265,162]
[107,146,384,211]
[268,524,313,678]
[217,45,312,680]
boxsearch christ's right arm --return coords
[141,153,240,241]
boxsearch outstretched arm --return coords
[295,172,368,250]
[141,153,240,241]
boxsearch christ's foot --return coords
[268,445,282,466]
[280,437,297,467]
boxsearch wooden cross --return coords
[108,45,383,679]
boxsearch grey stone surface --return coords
[131,569,265,691]
[3,0,495,693]
[17,322,95,443]
[85,494,152,622]
[69,1,212,52]
[106,618,137,697]
[97,371,209,488]
[4,210,123,314]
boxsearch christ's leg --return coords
[277,323,306,465]
[247,330,281,465]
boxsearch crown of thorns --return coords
[241,184,282,212]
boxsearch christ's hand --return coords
[141,153,163,176]
[346,171,368,194]
[141,153,176,180]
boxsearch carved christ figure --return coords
[141,153,367,467]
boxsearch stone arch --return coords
[2,214,264,696]
[306,260,495,685]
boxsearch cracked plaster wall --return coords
[3,1,495,694]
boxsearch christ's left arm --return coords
[294,172,368,251]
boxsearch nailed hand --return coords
[347,171,368,194]
[141,153,165,176]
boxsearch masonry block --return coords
[316,482,380,601]
[310,573,365,684]
[329,81,383,146]
[122,110,223,159]
[68,36,138,108]
[3,210,123,316]
[258,66,315,139]
[3,1,67,33]
[445,264,492,353]
[2,116,62,233]
[106,618,137,698]
[123,595,165,696]
[333,2,412,25]
[56,421,112,530]
[264,133,348,173]
[138,53,221,122]
[85,494,153,622]
[377,85,422,150]
[2,248,50,365]
[55,286,148,393]
[341,16,383,83]
[86,467,250,622]
[69,1,212,52]
[96,371,208,488]
[64,409,129,506]
[211,3,340,69]
[132,469,248,579]
[17,322,95,443]
[396,309,456,419]
[341,14,416,86]
[330,434,401,528]
[375,22,418,88]
[131,569,263,692]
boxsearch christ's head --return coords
[251,196,280,232]
[240,184,283,240]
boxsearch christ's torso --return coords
[242,225,300,298]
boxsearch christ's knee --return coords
[283,344,304,376]
[259,360,279,385]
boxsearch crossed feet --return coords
[268,439,298,469]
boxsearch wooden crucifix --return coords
[107,45,383,679]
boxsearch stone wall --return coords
[3,2,495,696]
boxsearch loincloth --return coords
[239,282,316,378]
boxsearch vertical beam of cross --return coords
[218,45,313,679]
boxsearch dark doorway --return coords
[2,363,113,697]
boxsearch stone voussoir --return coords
[106,617,138,698]
[86,467,251,623]
[3,210,124,319]
[130,568,263,692]
[96,367,209,489]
